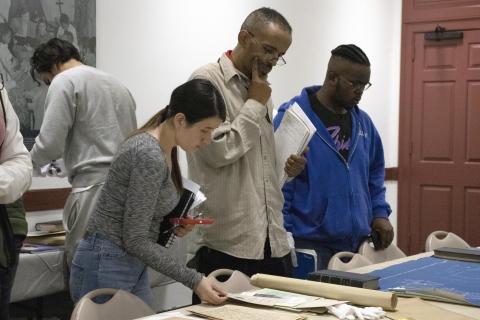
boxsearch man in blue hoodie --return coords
[274,44,393,270]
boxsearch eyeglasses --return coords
[338,76,372,92]
[246,30,286,66]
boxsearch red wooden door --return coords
[398,21,480,253]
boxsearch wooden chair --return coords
[327,251,372,271]
[358,240,406,264]
[70,288,154,320]
[425,230,470,252]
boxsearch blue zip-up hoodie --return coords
[274,85,391,252]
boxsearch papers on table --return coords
[228,288,345,313]
[27,230,65,237]
[20,244,64,253]
[24,229,66,247]
[205,270,345,315]
[184,288,344,320]
[433,246,480,263]
[390,287,475,306]
[136,311,204,320]
[274,103,316,185]
[187,304,307,320]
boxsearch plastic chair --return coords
[425,230,470,252]
[207,269,257,293]
[358,240,406,264]
[70,288,154,320]
[327,251,373,271]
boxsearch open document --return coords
[274,103,316,185]
[228,288,345,313]
[204,269,344,315]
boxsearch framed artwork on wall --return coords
[0,0,96,150]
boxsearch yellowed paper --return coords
[186,304,308,320]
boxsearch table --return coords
[136,252,480,319]
[11,235,190,302]
[352,251,480,319]
[9,250,69,319]
[11,250,66,303]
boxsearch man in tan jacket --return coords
[187,7,306,294]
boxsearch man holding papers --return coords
[187,7,306,296]
[274,44,393,270]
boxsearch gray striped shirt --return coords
[31,65,137,187]
[87,133,202,289]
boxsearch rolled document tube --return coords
[250,273,397,311]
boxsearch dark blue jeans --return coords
[0,236,23,320]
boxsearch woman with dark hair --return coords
[69,79,228,306]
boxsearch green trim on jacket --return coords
[0,197,27,268]
[6,197,28,236]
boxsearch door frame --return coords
[398,18,480,254]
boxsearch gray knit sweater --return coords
[87,133,202,289]
[31,65,137,187]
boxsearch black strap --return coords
[0,89,5,124]
[0,87,6,150]
[0,204,16,269]
[0,77,15,269]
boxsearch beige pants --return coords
[63,184,103,267]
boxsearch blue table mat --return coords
[368,256,480,306]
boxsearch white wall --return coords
[25,0,402,311]
[30,1,401,231]
[95,0,402,234]
[30,1,402,229]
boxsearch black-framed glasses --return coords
[338,75,372,91]
[246,30,286,66]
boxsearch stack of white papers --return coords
[182,177,206,210]
[274,103,316,185]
